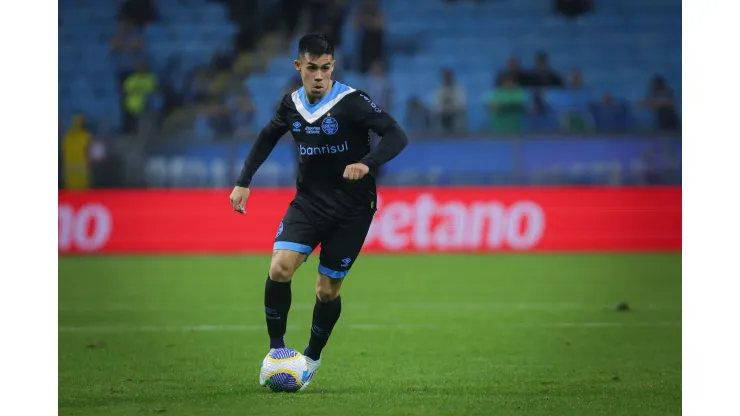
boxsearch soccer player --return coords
[229,33,408,390]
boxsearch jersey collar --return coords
[291,81,356,124]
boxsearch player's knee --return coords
[315,281,341,302]
[269,260,296,282]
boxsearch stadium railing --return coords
[125,133,682,189]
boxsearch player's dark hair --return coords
[297,33,334,58]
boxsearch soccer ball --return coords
[260,348,308,392]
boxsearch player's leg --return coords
[264,203,319,350]
[303,273,343,358]
[300,210,374,390]
[264,250,306,350]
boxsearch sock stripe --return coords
[311,324,332,338]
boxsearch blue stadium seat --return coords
[59,0,681,134]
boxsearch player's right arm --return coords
[230,96,291,214]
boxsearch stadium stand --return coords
[59,0,681,134]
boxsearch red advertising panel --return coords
[58,188,681,254]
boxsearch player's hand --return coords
[230,186,250,214]
[343,163,370,181]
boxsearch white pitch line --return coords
[58,324,273,333]
[350,322,681,330]
[58,321,680,334]
[57,304,322,312]
[58,302,681,312]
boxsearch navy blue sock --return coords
[264,276,291,349]
[304,296,341,360]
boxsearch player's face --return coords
[295,54,335,101]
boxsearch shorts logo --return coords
[340,258,352,268]
[321,117,339,135]
[292,121,302,132]
[276,222,284,238]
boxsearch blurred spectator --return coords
[234,26,259,55]
[526,51,564,88]
[110,18,145,129]
[122,60,158,133]
[531,88,549,116]
[554,0,593,19]
[62,115,92,190]
[405,96,431,135]
[87,118,124,188]
[560,70,591,132]
[118,0,160,28]
[58,122,64,189]
[354,0,386,73]
[211,49,236,73]
[528,88,559,132]
[191,104,216,140]
[207,71,233,102]
[282,0,307,40]
[366,61,393,112]
[206,99,236,138]
[184,67,213,104]
[110,19,145,86]
[217,0,262,50]
[232,50,258,78]
[310,0,349,48]
[485,74,527,134]
[590,92,631,132]
[229,91,256,135]
[496,56,529,87]
[641,75,680,132]
[434,69,467,134]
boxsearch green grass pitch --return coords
[59,254,681,415]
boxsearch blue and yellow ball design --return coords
[260,348,308,393]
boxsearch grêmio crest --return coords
[321,116,339,135]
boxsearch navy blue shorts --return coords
[273,199,375,279]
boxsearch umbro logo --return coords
[292,121,302,132]
[341,258,352,268]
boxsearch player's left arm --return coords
[344,92,409,180]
